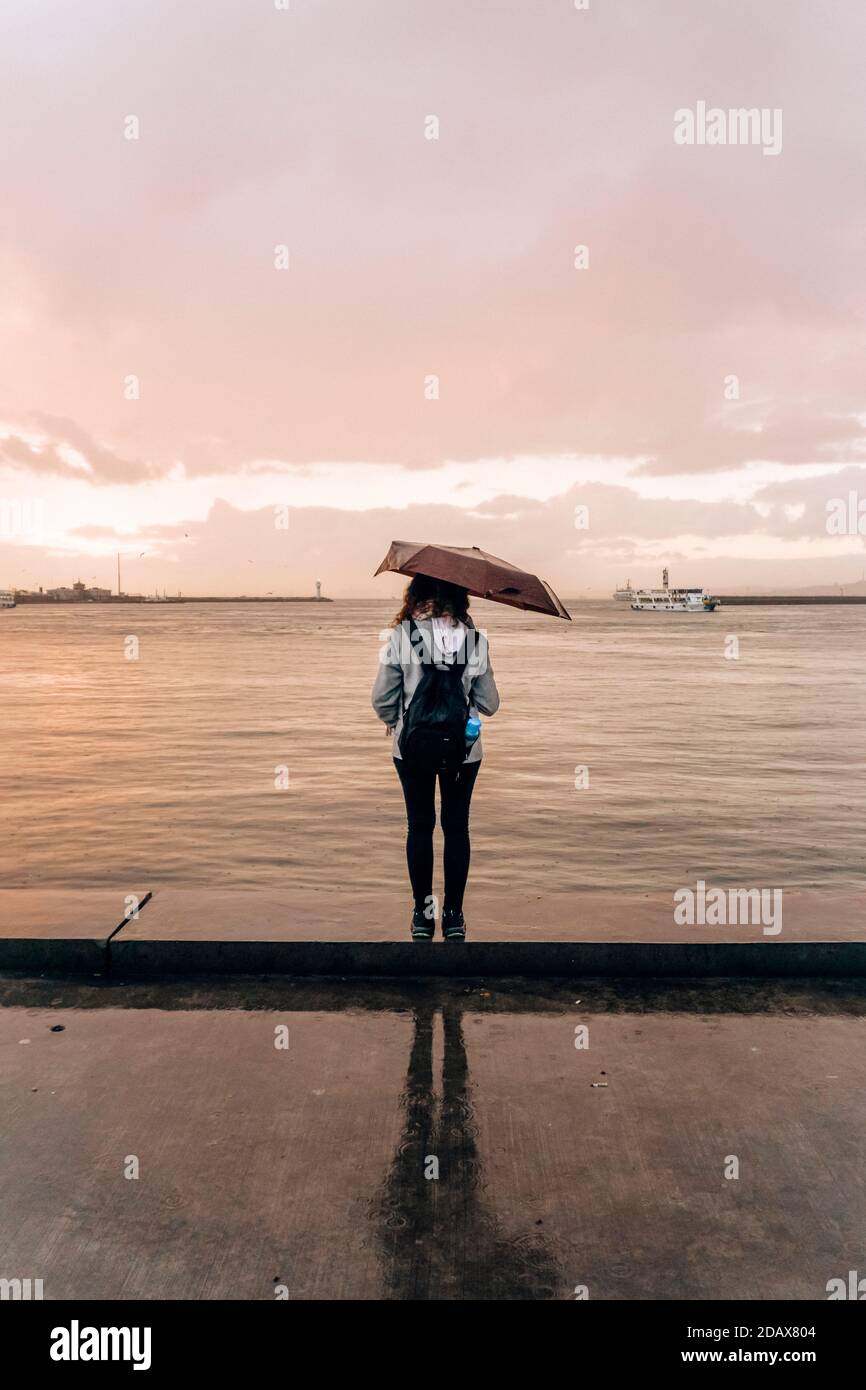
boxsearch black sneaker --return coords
[411,909,435,941]
[441,908,466,941]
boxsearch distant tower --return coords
[662,566,669,590]
[315,580,322,600]
[117,553,121,598]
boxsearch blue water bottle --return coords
[465,715,481,750]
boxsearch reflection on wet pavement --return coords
[1,976,865,1299]
[373,1002,561,1299]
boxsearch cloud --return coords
[4,474,864,598]
[1,0,865,589]
[1,416,156,484]
[70,521,186,541]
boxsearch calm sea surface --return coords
[1,599,864,894]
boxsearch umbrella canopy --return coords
[374,541,572,620]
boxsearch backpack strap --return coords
[449,631,468,675]
[446,622,469,674]
[401,618,427,716]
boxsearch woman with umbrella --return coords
[372,542,570,941]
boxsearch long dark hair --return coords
[391,574,471,626]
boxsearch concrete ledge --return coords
[0,890,151,974]
[109,938,866,978]
[3,889,865,978]
[108,887,866,944]
[103,889,866,977]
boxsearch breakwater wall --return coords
[718,595,866,605]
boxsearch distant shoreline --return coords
[9,595,334,606]
[8,593,866,608]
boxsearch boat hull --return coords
[625,571,719,611]
[630,598,720,612]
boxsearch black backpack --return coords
[398,619,469,773]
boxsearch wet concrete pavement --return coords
[1,976,864,1300]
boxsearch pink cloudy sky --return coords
[1,0,864,597]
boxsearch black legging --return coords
[394,758,481,913]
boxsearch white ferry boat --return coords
[630,569,719,612]
[613,580,635,601]
[0,589,15,608]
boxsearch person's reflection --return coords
[373,1000,562,1299]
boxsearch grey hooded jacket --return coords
[371,617,500,763]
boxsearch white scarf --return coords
[430,615,466,659]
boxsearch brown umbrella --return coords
[374,541,572,620]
